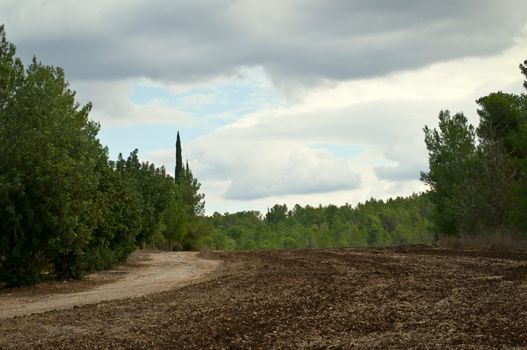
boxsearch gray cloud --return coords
[2,0,526,84]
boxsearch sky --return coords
[2,1,527,214]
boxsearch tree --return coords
[0,40,106,282]
[421,59,527,237]
[102,154,143,262]
[175,131,183,182]
[181,164,205,217]
[471,93,524,231]
[266,204,288,225]
[0,25,24,112]
[421,111,477,235]
[179,165,206,249]
[127,154,173,247]
[161,185,187,250]
[159,133,205,250]
[477,92,523,154]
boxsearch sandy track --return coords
[0,251,220,319]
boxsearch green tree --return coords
[470,93,523,231]
[160,134,205,250]
[160,185,187,250]
[175,131,183,182]
[509,62,527,231]
[95,153,142,264]
[134,158,173,247]
[266,204,288,225]
[0,30,106,282]
[421,59,527,237]
[421,111,477,236]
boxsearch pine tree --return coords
[421,111,478,235]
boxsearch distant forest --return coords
[1,25,526,287]
[198,195,434,251]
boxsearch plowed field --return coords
[1,246,527,349]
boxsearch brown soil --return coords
[1,246,527,349]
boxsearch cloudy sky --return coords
[2,1,527,213]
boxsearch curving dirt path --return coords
[0,251,220,319]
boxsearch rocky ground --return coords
[1,246,527,349]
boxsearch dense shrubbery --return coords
[196,194,435,251]
[0,27,204,286]
[421,59,527,238]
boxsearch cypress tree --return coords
[175,131,183,183]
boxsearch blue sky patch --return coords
[101,74,285,159]
[98,125,199,160]
[129,76,284,122]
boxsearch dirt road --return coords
[0,251,220,319]
[1,247,527,349]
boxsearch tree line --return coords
[196,194,435,251]
[0,27,203,286]
[421,59,527,238]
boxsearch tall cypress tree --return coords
[175,131,183,183]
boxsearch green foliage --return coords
[200,194,435,251]
[266,204,288,225]
[175,131,183,182]
[0,28,106,282]
[422,59,527,238]
[0,26,204,286]
[509,106,527,230]
[158,138,206,251]
[421,111,477,235]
